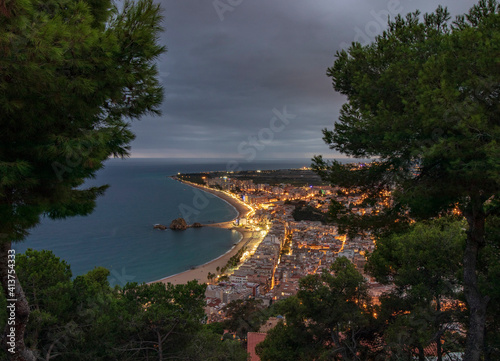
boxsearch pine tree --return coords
[0,1,165,358]
[313,2,500,360]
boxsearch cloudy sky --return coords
[129,0,476,160]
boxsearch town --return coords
[175,169,392,324]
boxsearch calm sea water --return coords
[14,158,311,286]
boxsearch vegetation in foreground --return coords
[0,249,248,361]
[312,1,500,360]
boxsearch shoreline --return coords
[152,179,258,285]
[176,178,254,224]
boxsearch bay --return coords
[14,158,311,286]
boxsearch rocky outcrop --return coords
[155,219,201,231]
[169,218,188,230]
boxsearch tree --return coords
[0,0,165,359]
[366,219,465,360]
[292,205,326,223]
[5,249,241,360]
[16,249,72,313]
[222,299,266,340]
[258,258,379,361]
[14,249,73,359]
[182,328,249,361]
[60,267,124,360]
[312,2,499,360]
[298,257,377,360]
[119,281,207,360]
[479,215,500,360]
[10,249,128,360]
[256,321,318,361]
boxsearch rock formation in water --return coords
[169,218,188,230]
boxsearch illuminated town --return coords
[176,169,392,323]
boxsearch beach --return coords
[153,180,260,285]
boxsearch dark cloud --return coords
[129,0,477,160]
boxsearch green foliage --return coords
[222,299,267,339]
[313,2,500,359]
[204,321,226,336]
[119,280,207,359]
[7,249,122,359]
[256,322,318,361]
[222,246,247,272]
[367,219,466,359]
[481,215,500,359]
[0,0,165,240]
[313,0,500,232]
[0,249,242,360]
[257,298,317,361]
[258,257,379,360]
[367,218,464,292]
[0,0,165,356]
[292,205,326,223]
[16,248,72,309]
[183,328,249,361]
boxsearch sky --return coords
[129,0,476,161]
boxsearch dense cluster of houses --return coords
[203,175,391,323]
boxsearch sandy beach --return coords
[181,180,254,222]
[153,180,260,285]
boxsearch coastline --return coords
[152,179,258,285]
[178,178,254,223]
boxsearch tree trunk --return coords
[331,329,349,361]
[463,209,490,361]
[157,330,162,361]
[0,241,35,361]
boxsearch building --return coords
[247,332,267,361]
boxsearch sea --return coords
[13,158,313,286]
